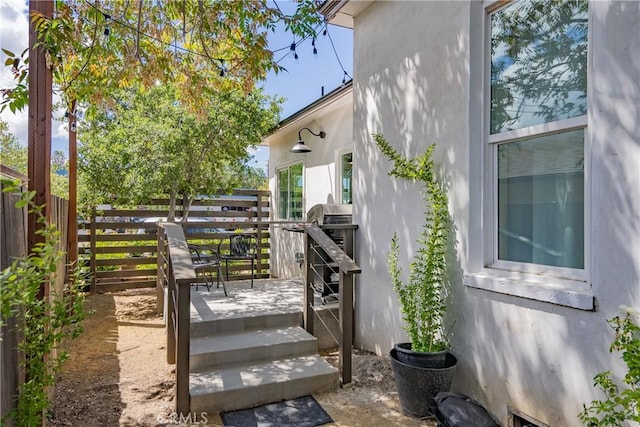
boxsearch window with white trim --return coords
[339,151,353,204]
[488,0,588,273]
[277,163,303,220]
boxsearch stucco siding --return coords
[267,92,353,278]
[353,1,640,425]
[353,0,471,355]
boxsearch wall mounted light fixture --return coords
[290,127,326,154]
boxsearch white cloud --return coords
[0,0,29,145]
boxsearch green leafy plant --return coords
[374,134,450,353]
[0,179,86,426]
[579,309,640,426]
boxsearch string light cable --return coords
[325,25,352,83]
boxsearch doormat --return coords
[220,395,333,427]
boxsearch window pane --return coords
[490,0,588,134]
[341,153,353,204]
[278,164,303,220]
[498,129,584,268]
[278,169,288,220]
[289,164,303,220]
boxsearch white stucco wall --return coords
[266,91,353,278]
[352,1,640,426]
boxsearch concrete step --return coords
[189,355,339,414]
[190,326,318,371]
[190,311,302,338]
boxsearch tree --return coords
[78,83,280,219]
[240,165,269,191]
[0,119,69,198]
[2,1,321,115]
[0,119,27,174]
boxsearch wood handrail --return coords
[304,223,360,386]
[157,222,192,415]
[305,224,360,274]
[162,223,197,282]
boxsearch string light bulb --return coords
[312,37,317,55]
[102,13,111,37]
[289,42,296,58]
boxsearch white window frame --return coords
[276,160,305,221]
[335,147,353,205]
[465,0,593,310]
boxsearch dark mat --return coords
[220,395,333,427]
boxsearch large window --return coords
[277,163,303,220]
[489,0,588,272]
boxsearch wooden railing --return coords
[157,223,193,415]
[304,224,360,385]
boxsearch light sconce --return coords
[290,127,326,154]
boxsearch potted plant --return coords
[373,134,457,418]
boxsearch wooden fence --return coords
[0,176,69,426]
[81,190,271,293]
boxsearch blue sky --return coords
[0,0,353,172]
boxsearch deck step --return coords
[190,326,318,370]
[189,355,339,413]
[190,311,302,338]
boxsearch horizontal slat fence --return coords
[81,191,271,293]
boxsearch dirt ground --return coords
[49,288,436,426]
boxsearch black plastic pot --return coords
[390,347,457,418]
[394,342,449,368]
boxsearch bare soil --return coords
[49,289,435,426]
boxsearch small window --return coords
[277,163,303,220]
[340,152,353,204]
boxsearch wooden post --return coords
[156,224,164,315]
[339,272,353,385]
[255,191,263,278]
[166,258,176,365]
[175,279,190,415]
[67,99,78,272]
[27,0,53,268]
[89,208,97,293]
[303,230,314,334]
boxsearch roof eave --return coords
[263,80,353,144]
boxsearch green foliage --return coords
[374,134,450,353]
[0,120,69,199]
[240,165,269,190]
[3,1,321,114]
[579,311,640,426]
[0,48,28,113]
[77,83,280,218]
[0,179,86,426]
[0,120,27,175]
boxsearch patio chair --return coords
[218,233,257,288]
[189,244,227,296]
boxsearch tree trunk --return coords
[167,188,177,222]
[181,195,193,222]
